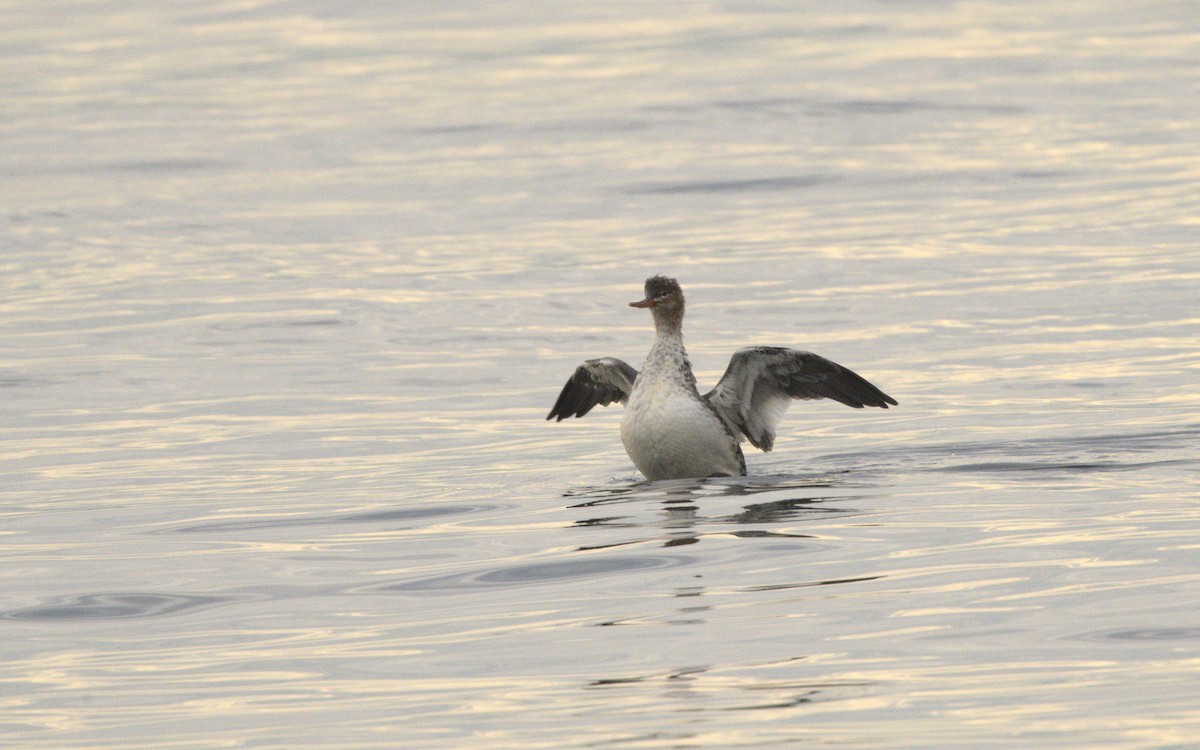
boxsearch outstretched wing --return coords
[547,358,639,421]
[704,346,897,451]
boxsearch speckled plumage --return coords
[547,275,897,480]
[620,326,746,480]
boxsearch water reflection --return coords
[568,474,873,549]
[167,503,494,534]
[1088,628,1200,642]
[374,554,690,594]
[585,655,880,719]
[4,0,1198,746]
[2,593,234,621]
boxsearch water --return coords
[3,1,1199,747]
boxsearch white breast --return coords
[620,378,743,480]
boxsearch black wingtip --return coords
[547,403,576,421]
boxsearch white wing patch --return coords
[704,346,896,452]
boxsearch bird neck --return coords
[652,307,685,339]
[643,314,696,391]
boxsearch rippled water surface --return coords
[3,1,1199,748]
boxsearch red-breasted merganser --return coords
[547,275,897,480]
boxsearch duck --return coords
[547,275,897,480]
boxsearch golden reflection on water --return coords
[3,0,1200,747]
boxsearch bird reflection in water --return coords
[566,475,867,549]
